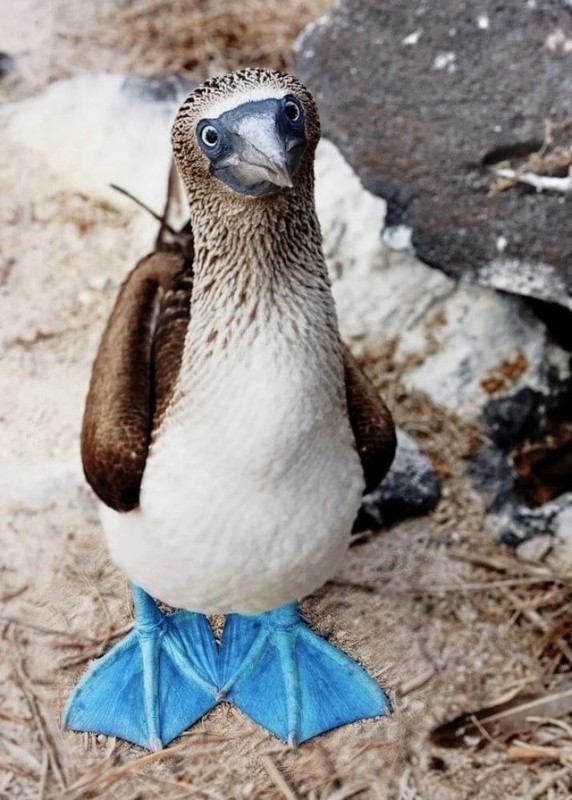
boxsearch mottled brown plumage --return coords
[152,262,194,428]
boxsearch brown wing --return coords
[81,250,192,512]
[152,263,194,429]
[343,344,396,493]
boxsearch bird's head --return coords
[171,69,320,201]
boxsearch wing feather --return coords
[81,251,189,512]
[342,344,396,493]
[152,263,194,430]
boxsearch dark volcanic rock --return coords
[297,0,572,310]
[469,444,517,513]
[355,429,441,531]
[482,388,543,451]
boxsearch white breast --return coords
[100,325,364,614]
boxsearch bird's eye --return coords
[200,125,219,147]
[284,100,301,123]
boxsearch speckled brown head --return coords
[171,69,320,207]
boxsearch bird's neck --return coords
[186,182,339,350]
[160,179,347,428]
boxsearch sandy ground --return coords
[1,2,571,799]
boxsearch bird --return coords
[64,68,396,751]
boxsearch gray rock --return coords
[516,535,552,563]
[297,0,572,311]
[482,374,572,451]
[469,444,517,513]
[358,429,441,528]
[482,388,546,451]
[0,52,15,80]
[493,493,572,547]
[554,503,572,563]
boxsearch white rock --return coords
[2,73,191,223]
[516,535,552,563]
[382,224,415,253]
[315,138,386,278]
[554,505,572,564]
[398,285,568,416]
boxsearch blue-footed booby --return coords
[64,68,396,750]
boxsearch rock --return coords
[0,52,15,80]
[297,0,572,311]
[314,141,570,426]
[358,429,441,528]
[469,445,517,513]
[483,373,572,452]
[315,139,571,540]
[2,73,195,217]
[397,285,569,421]
[470,397,572,553]
[554,504,572,564]
[315,139,387,285]
[482,388,546,451]
[493,493,572,548]
[516,535,552,563]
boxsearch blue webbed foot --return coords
[63,586,219,750]
[218,603,389,745]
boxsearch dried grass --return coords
[66,0,334,80]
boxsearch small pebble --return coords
[0,52,15,80]
[516,534,552,563]
[88,275,110,291]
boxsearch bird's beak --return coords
[206,100,307,197]
[227,135,294,189]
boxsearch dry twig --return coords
[7,628,70,793]
[260,755,299,800]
